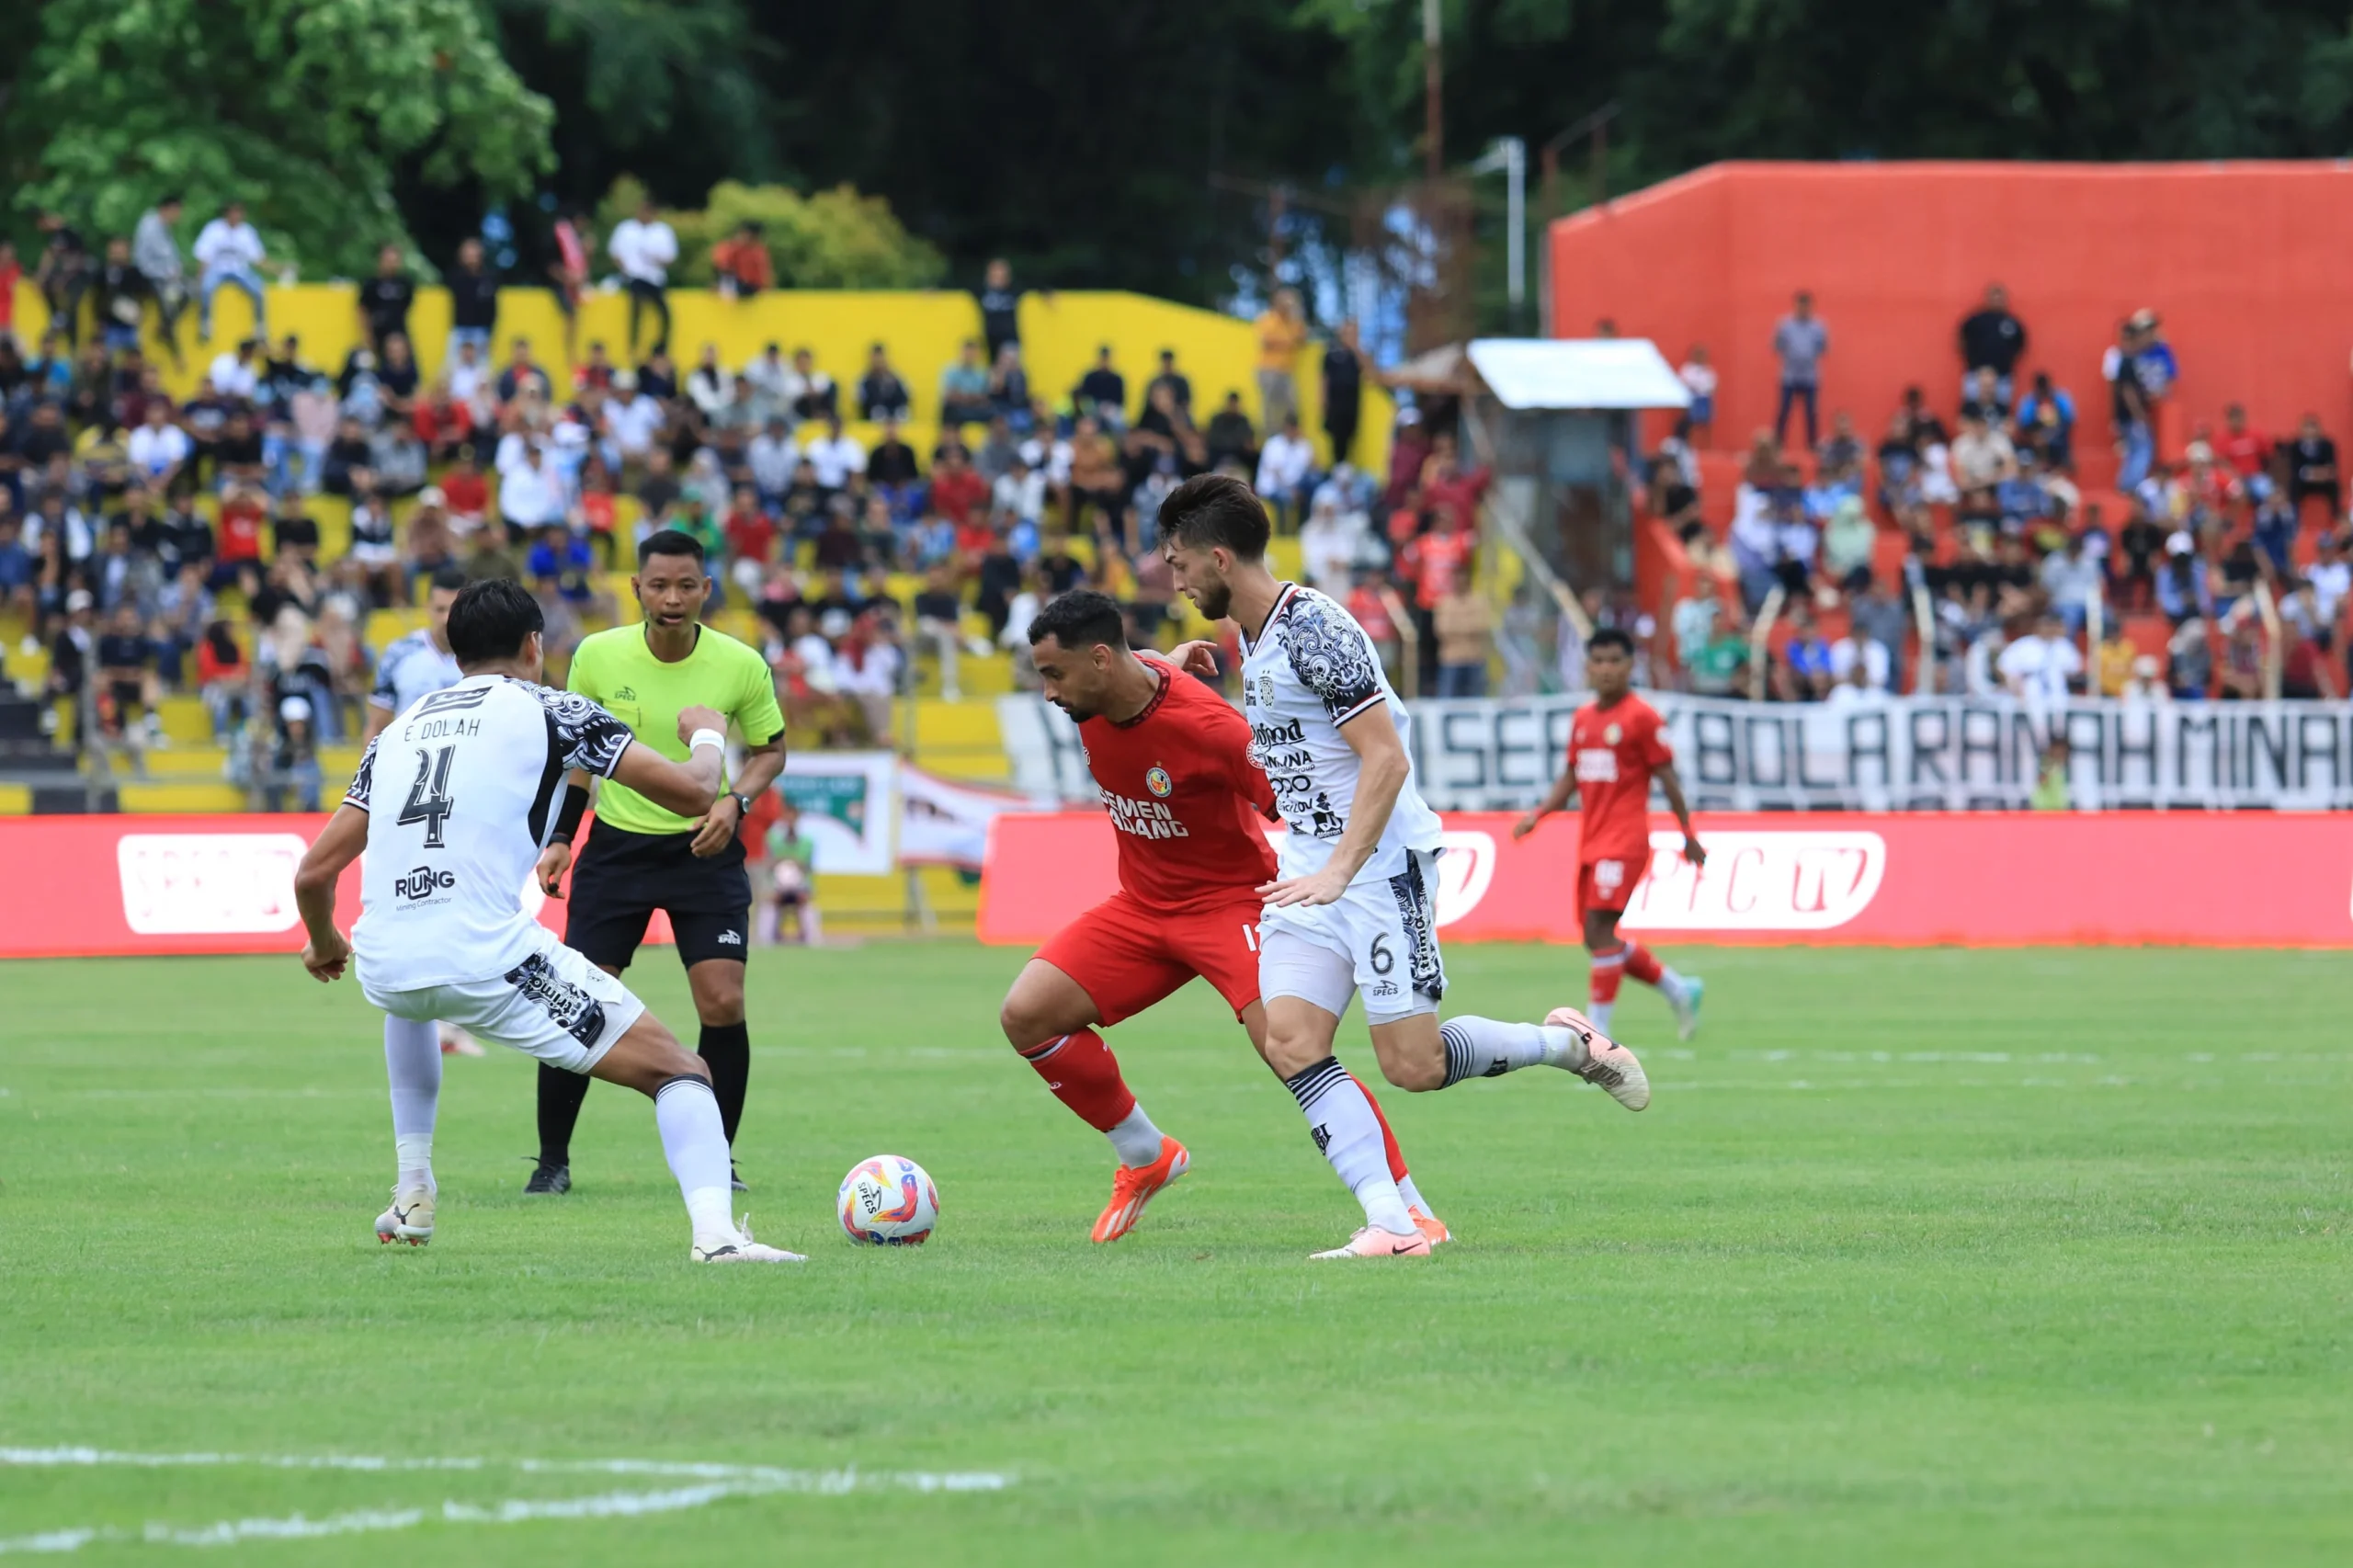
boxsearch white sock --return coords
[1438,1017,1584,1085]
[1106,1104,1165,1167]
[384,1015,441,1193]
[654,1075,737,1240]
[1587,1000,1615,1034]
[1655,964,1688,1002]
[1283,1056,1415,1235]
[1396,1174,1428,1213]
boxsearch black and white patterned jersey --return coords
[346,674,633,991]
[369,628,462,716]
[1237,582,1442,882]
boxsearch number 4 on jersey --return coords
[398,745,458,847]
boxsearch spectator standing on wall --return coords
[1321,320,1364,466]
[445,237,500,369]
[710,221,773,299]
[1771,290,1827,449]
[1255,287,1308,434]
[1958,283,2027,408]
[608,198,677,358]
[1677,345,1716,446]
[356,244,415,358]
[131,196,188,368]
[977,257,1023,361]
[2104,320,2154,492]
[192,200,267,342]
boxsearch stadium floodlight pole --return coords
[1471,137,1527,317]
[1423,0,1444,180]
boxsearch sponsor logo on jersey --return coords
[412,686,491,718]
[393,867,458,900]
[1101,790,1190,840]
[1144,765,1172,799]
[1250,717,1305,747]
[1574,747,1620,783]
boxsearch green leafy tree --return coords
[596,176,945,290]
[7,0,553,276]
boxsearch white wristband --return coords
[688,728,725,755]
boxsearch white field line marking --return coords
[0,1449,1010,1554]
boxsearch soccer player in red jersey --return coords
[1513,627,1707,1039]
[999,591,1447,1245]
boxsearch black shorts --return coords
[565,824,752,971]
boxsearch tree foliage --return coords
[595,176,946,290]
[6,0,554,277]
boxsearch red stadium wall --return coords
[980,812,2353,949]
[1548,161,2353,468]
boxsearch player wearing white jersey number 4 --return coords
[361,564,482,1061]
[291,580,801,1264]
[1158,474,1649,1260]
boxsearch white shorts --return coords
[1258,847,1447,1026]
[361,926,644,1074]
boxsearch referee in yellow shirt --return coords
[528,528,787,1194]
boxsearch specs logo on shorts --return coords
[393,867,457,900]
[715,929,743,946]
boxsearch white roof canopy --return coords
[1466,338,1691,411]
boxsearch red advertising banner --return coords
[0,814,670,960]
[980,811,2353,949]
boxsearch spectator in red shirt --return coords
[929,442,989,528]
[1420,432,1491,533]
[722,485,778,595]
[2217,403,2272,484]
[413,381,475,465]
[210,483,267,592]
[1411,512,1472,611]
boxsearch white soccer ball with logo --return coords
[836,1154,939,1245]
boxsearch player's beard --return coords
[1192,578,1232,622]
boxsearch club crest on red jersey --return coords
[1145,765,1173,798]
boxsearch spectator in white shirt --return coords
[599,370,665,468]
[192,200,267,341]
[2039,534,2102,638]
[447,337,491,420]
[1299,492,1367,598]
[747,414,798,506]
[740,343,791,426]
[606,199,677,357]
[686,344,737,426]
[1256,413,1316,529]
[497,440,562,537]
[2306,531,2350,627]
[1996,610,2083,709]
[208,339,262,402]
[994,454,1047,524]
[127,402,193,490]
[801,415,866,491]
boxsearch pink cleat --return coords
[1545,1006,1651,1111]
[1311,1226,1432,1260]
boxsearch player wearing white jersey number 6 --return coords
[290,579,802,1264]
[1158,474,1651,1260]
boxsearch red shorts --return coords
[1033,891,1263,1026]
[1577,851,1651,918]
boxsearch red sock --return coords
[1621,940,1664,986]
[1017,1028,1136,1132]
[1589,942,1626,1006]
[1353,1072,1411,1184]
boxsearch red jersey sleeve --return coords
[1634,703,1673,767]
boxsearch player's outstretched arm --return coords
[1513,767,1580,840]
[1260,707,1408,908]
[608,703,730,819]
[1656,760,1706,867]
[292,803,369,982]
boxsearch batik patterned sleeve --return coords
[343,735,381,810]
[535,686,635,778]
[1283,592,1385,724]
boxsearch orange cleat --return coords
[1092,1136,1189,1243]
[1408,1205,1451,1246]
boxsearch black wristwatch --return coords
[729,792,755,818]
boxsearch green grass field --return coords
[6,942,2351,1564]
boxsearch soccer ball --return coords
[836,1154,939,1245]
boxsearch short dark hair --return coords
[1588,626,1636,656]
[1160,473,1269,560]
[447,578,544,665]
[637,527,707,567]
[428,562,468,594]
[1027,589,1128,652]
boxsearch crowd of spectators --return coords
[1649,284,2349,707]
